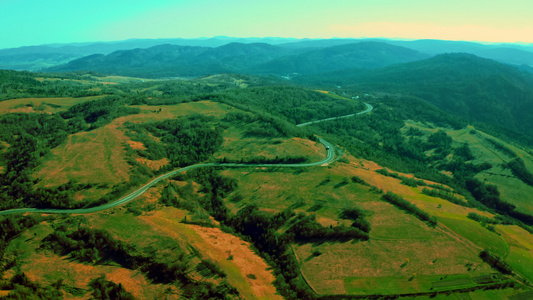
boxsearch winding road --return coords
[0,103,373,216]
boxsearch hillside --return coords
[299,53,533,142]
[0,70,532,299]
[47,43,296,77]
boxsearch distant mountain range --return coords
[45,41,428,77]
[1,37,532,72]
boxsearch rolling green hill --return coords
[299,53,533,142]
[0,69,532,299]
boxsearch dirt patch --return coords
[106,268,174,299]
[136,157,170,171]
[137,209,281,299]
[128,140,146,150]
[189,225,282,300]
[22,251,166,299]
[317,217,345,227]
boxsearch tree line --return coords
[382,192,437,227]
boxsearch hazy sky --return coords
[1,0,532,49]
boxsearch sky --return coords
[1,0,532,49]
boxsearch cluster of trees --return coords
[173,167,237,205]
[0,215,69,299]
[0,110,225,211]
[0,215,39,262]
[506,157,533,186]
[89,275,134,300]
[0,113,72,210]
[376,169,465,197]
[41,226,138,266]
[287,213,369,242]
[222,110,308,139]
[0,70,106,100]
[125,115,223,171]
[351,176,370,186]
[62,95,142,129]
[465,179,515,214]
[382,192,437,227]
[467,212,513,226]
[376,169,426,188]
[440,159,492,181]
[225,204,371,299]
[422,188,469,207]
[479,250,513,275]
[158,182,198,213]
[425,130,453,159]
[0,272,63,299]
[195,259,227,278]
[315,99,452,176]
[485,137,518,159]
[207,86,365,125]
[453,143,475,161]
[464,178,533,228]
[467,212,514,233]
[339,207,371,233]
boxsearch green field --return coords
[34,122,131,188]
[344,274,477,295]
[506,246,533,282]
[438,216,509,257]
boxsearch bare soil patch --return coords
[135,157,170,171]
[190,225,282,300]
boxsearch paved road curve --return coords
[0,103,372,216]
[296,103,373,127]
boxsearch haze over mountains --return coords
[46,42,429,77]
[1,37,533,74]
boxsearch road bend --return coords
[0,103,372,215]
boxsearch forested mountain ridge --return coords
[3,37,532,73]
[248,41,428,74]
[46,43,297,77]
[46,42,427,77]
[299,53,533,141]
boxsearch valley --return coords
[0,45,533,300]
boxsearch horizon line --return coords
[1,36,532,51]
